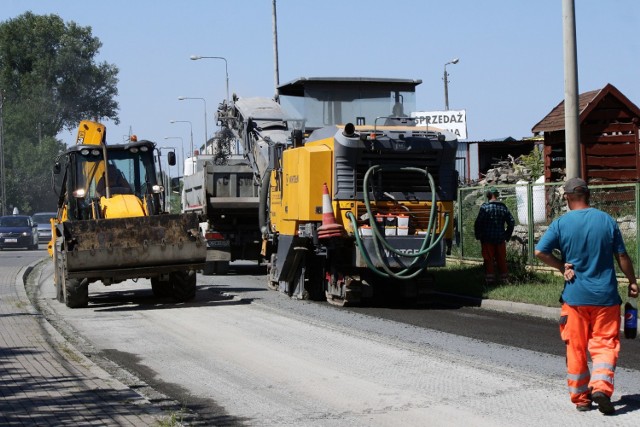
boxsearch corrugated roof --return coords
[531,83,640,133]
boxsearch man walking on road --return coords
[535,177,639,415]
[474,186,515,284]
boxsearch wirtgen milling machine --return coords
[218,78,458,306]
[50,121,206,308]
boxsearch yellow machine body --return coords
[269,143,333,236]
[49,120,205,308]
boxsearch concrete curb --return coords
[435,291,560,321]
[478,298,559,320]
[18,258,155,399]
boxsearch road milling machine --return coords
[218,78,458,306]
[49,120,206,308]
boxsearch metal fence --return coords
[455,182,640,270]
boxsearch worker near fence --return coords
[535,177,639,414]
[474,186,515,284]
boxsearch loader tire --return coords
[151,278,172,298]
[65,278,89,308]
[171,270,196,302]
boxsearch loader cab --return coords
[56,140,165,220]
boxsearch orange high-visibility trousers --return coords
[559,303,620,406]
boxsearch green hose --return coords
[347,164,450,280]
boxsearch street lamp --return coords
[443,58,459,111]
[178,96,208,150]
[164,136,184,177]
[190,55,230,102]
[169,120,194,175]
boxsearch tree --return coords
[0,12,119,213]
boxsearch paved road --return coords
[29,259,640,426]
[0,247,162,426]
[348,296,640,370]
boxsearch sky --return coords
[3,0,639,170]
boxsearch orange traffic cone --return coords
[317,183,345,239]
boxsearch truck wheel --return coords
[171,270,196,302]
[65,278,89,308]
[151,278,172,298]
[203,262,215,276]
[214,261,229,275]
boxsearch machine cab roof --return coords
[277,77,422,131]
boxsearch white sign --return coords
[411,110,467,140]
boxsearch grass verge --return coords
[433,259,631,308]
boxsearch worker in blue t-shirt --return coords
[535,177,639,414]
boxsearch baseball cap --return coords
[488,186,499,194]
[564,177,588,194]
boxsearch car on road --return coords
[0,215,39,250]
[32,211,57,243]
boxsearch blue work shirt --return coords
[535,207,625,306]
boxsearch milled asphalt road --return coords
[3,254,640,426]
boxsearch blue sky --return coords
[3,0,639,168]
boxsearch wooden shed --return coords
[531,83,640,183]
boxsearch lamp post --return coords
[178,96,208,150]
[169,120,194,175]
[190,55,230,102]
[443,58,459,111]
[164,136,184,177]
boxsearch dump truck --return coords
[181,151,262,275]
[218,78,458,306]
[180,98,298,275]
[49,120,206,308]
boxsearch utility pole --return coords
[0,91,6,216]
[272,0,280,99]
[562,0,580,179]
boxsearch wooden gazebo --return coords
[531,83,640,183]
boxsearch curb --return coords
[435,291,559,321]
[478,298,559,320]
[18,258,157,405]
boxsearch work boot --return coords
[484,274,496,286]
[576,403,593,412]
[592,392,615,415]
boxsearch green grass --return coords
[433,260,633,308]
[156,410,185,427]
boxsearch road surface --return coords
[24,257,640,426]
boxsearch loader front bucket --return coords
[60,213,206,280]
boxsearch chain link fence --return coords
[455,182,640,273]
